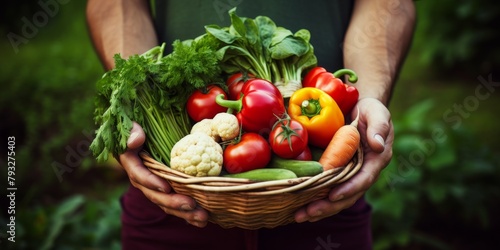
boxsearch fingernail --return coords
[330,194,344,201]
[374,134,385,147]
[127,131,139,145]
[296,216,308,223]
[313,210,323,217]
[157,187,166,193]
[180,204,194,211]
[193,215,202,222]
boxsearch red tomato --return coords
[268,119,308,159]
[226,72,255,100]
[186,85,228,122]
[294,146,312,161]
[223,133,271,174]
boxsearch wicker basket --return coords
[141,146,363,230]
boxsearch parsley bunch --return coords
[90,36,223,165]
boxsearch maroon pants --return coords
[121,185,372,250]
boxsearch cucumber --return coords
[269,156,324,177]
[224,168,298,181]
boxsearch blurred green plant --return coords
[413,0,500,75]
[0,188,123,250]
[367,100,500,249]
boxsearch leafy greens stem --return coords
[246,53,269,81]
[157,43,166,63]
[137,93,172,163]
[281,60,290,83]
[271,63,282,84]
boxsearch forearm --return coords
[343,0,416,105]
[86,0,158,70]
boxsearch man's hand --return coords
[119,122,209,227]
[295,98,394,222]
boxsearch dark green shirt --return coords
[154,0,353,71]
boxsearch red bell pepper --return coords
[216,79,286,135]
[303,67,359,116]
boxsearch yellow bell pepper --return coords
[288,87,344,148]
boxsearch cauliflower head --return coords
[170,133,223,177]
[190,119,220,141]
[212,113,239,141]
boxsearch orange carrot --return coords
[319,110,361,170]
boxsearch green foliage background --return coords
[1,0,499,249]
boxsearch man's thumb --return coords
[127,122,146,150]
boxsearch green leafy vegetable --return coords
[206,8,317,97]
[90,36,223,165]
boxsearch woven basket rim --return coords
[141,145,363,195]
